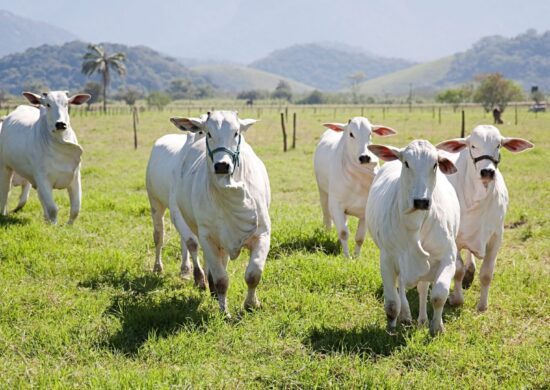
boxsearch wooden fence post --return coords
[515,104,518,125]
[292,112,297,149]
[133,106,139,149]
[438,107,442,124]
[280,112,287,152]
[461,110,465,138]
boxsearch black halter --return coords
[469,148,501,167]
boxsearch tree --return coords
[81,44,126,113]
[272,80,292,101]
[473,73,524,112]
[436,86,473,111]
[147,91,172,111]
[531,88,545,105]
[82,82,102,110]
[117,87,142,107]
[298,90,325,105]
[236,90,269,101]
[0,89,10,109]
[348,71,366,104]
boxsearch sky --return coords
[1,0,549,63]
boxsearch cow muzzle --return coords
[214,162,231,174]
[55,121,67,130]
[413,198,431,210]
[358,154,371,164]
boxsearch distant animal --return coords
[246,99,254,107]
[0,91,90,224]
[146,129,206,287]
[313,117,396,257]
[437,125,534,311]
[492,107,503,124]
[366,140,460,335]
[170,111,271,316]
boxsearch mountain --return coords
[0,10,78,57]
[191,64,315,93]
[249,43,416,91]
[358,30,550,96]
[0,41,211,94]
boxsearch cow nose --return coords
[413,198,431,210]
[480,168,495,179]
[214,162,230,174]
[358,155,371,164]
[55,121,67,130]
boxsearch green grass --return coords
[0,105,548,388]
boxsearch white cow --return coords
[146,129,206,288]
[0,91,90,224]
[170,111,271,315]
[436,125,534,311]
[314,117,396,257]
[366,140,460,335]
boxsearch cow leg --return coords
[477,234,502,312]
[0,165,13,216]
[380,252,400,331]
[200,236,230,316]
[36,176,57,224]
[430,251,456,335]
[67,171,81,224]
[449,251,465,306]
[13,180,31,213]
[417,281,429,326]
[398,276,412,325]
[462,250,476,289]
[354,217,367,258]
[244,233,270,311]
[149,197,166,273]
[318,189,331,229]
[329,197,350,258]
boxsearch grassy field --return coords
[0,105,548,388]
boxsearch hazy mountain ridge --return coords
[249,43,416,91]
[0,41,210,94]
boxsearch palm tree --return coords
[81,44,126,113]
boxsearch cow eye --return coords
[46,103,51,108]
[349,132,355,138]
[404,161,409,168]
[207,132,212,138]
[433,163,437,170]
[234,132,238,137]
[471,145,476,149]
[497,144,501,149]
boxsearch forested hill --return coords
[249,43,416,91]
[0,41,210,94]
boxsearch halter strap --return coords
[470,148,500,167]
[205,134,241,174]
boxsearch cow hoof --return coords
[417,317,428,327]
[180,267,192,280]
[399,316,413,326]
[153,264,163,273]
[193,269,206,290]
[477,303,488,312]
[244,298,261,312]
[462,264,476,289]
[448,294,464,307]
[429,321,445,336]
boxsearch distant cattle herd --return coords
[0,90,534,335]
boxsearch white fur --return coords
[437,125,534,311]
[0,91,90,224]
[366,140,460,335]
[172,111,271,315]
[313,117,396,257]
[145,132,206,287]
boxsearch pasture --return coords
[0,105,548,388]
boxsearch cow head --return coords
[436,125,533,188]
[323,117,396,167]
[23,91,90,133]
[170,110,257,176]
[369,140,457,212]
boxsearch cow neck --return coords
[205,149,258,258]
[39,119,83,165]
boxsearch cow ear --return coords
[23,92,42,105]
[368,144,402,162]
[170,117,205,132]
[322,123,346,132]
[239,118,258,132]
[436,138,468,153]
[372,125,397,137]
[501,137,534,153]
[438,154,458,175]
[69,94,91,105]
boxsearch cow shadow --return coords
[270,227,341,258]
[0,214,30,227]
[78,270,166,296]
[305,324,414,357]
[104,293,209,355]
